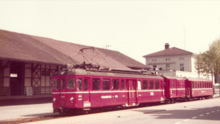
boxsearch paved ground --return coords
[0,103,57,122]
[23,98,220,124]
[23,97,220,124]
[0,95,219,124]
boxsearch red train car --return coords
[52,68,165,114]
[52,65,214,114]
[163,76,186,103]
[185,78,213,99]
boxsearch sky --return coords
[0,0,220,64]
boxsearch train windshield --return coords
[53,79,59,90]
[67,78,75,89]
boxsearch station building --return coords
[143,43,214,82]
[0,29,149,105]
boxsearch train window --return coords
[92,78,100,90]
[78,78,82,91]
[132,80,136,90]
[192,82,194,88]
[84,79,88,90]
[149,80,154,89]
[172,81,174,88]
[155,81,159,89]
[181,81,184,88]
[142,80,147,89]
[61,79,65,89]
[103,79,110,90]
[137,81,141,90]
[53,79,59,89]
[113,79,119,90]
[67,78,75,89]
[124,80,128,90]
[121,79,125,90]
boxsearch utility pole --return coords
[106,45,110,57]
[184,26,186,50]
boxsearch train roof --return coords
[186,77,212,82]
[53,68,163,79]
[162,76,186,80]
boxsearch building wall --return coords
[0,59,58,96]
[145,55,194,72]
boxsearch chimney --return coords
[165,43,170,49]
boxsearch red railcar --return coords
[52,68,165,114]
[52,67,213,114]
[163,76,186,102]
[185,78,213,99]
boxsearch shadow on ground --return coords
[133,106,220,121]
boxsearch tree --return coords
[195,39,220,81]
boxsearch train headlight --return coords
[70,97,74,101]
[53,98,56,102]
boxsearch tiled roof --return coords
[143,47,194,58]
[0,29,75,65]
[32,36,130,69]
[97,48,150,69]
[0,29,149,69]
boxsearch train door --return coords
[186,81,191,98]
[175,79,178,97]
[83,77,91,108]
[59,77,66,107]
[127,79,137,106]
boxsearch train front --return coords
[52,68,80,114]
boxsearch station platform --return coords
[0,103,57,122]
[0,94,52,106]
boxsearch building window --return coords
[166,58,170,61]
[180,64,184,71]
[179,57,184,60]
[153,65,157,70]
[152,59,157,62]
[41,69,50,76]
[166,64,170,70]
